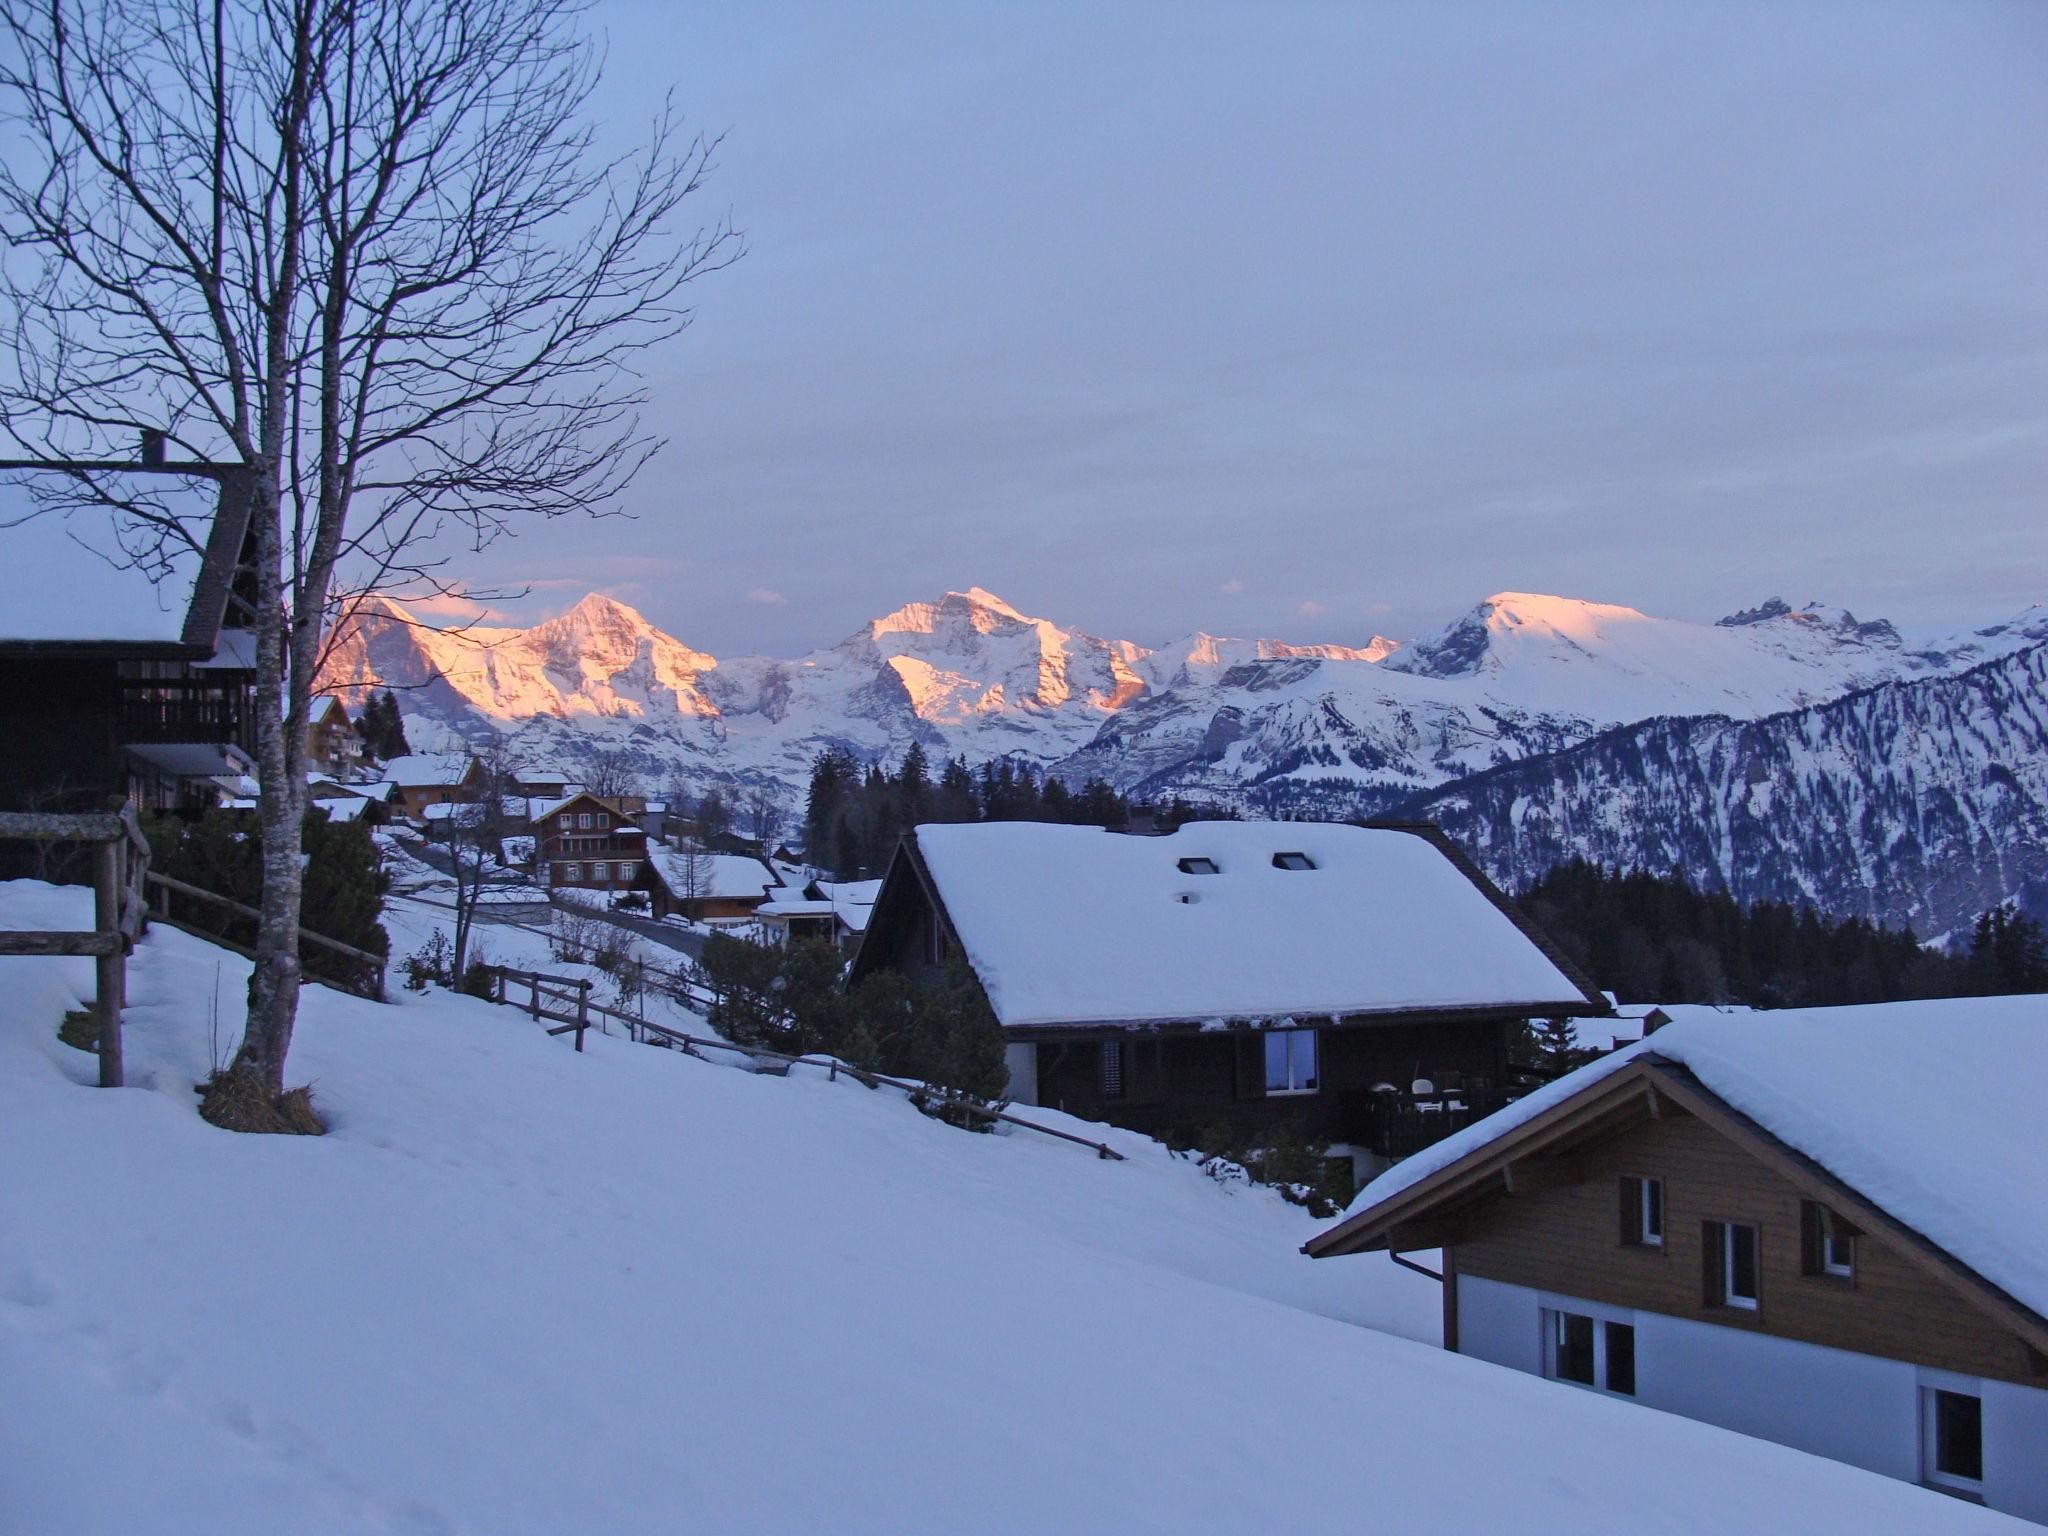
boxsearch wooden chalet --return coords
[0,492,257,816]
[848,820,1604,1171]
[1305,998,2048,1522]
[534,792,648,895]
[305,695,367,779]
[378,753,487,822]
[637,845,780,921]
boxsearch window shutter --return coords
[1799,1202,1820,1276]
[1703,1221,1723,1306]
[1619,1178,1637,1244]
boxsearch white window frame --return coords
[592,863,609,883]
[1714,1220,1760,1311]
[563,863,582,882]
[598,812,610,830]
[1819,1206,1854,1278]
[1625,1176,1663,1247]
[1540,1299,1637,1397]
[1919,1373,1986,1496]
[1262,1027,1319,1096]
[578,811,592,829]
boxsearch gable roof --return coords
[643,847,781,903]
[0,477,253,655]
[898,820,1603,1029]
[379,752,482,789]
[1306,995,2048,1354]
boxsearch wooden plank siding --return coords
[1455,1106,2044,1387]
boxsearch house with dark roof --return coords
[1305,998,2048,1522]
[0,490,257,814]
[849,820,1605,1167]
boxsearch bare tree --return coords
[672,837,708,923]
[447,731,521,979]
[584,749,637,803]
[745,789,783,852]
[0,0,737,1109]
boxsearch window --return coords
[1544,1309,1635,1396]
[1923,1388,1984,1493]
[1706,1221,1760,1311]
[1263,1029,1318,1094]
[578,811,592,829]
[1604,1320,1636,1396]
[1801,1201,1857,1280]
[1621,1177,1664,1248]
[1176,856,1219,875]
[562,863,582,882]
[1271,851,1316,871]
[591,863,609,883]
[1100,1040,1124,1098]
[619,861,639,882]
[598,813,610,829]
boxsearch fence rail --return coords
[143,870,387,1002]
[478,963,1125,1161]
[0,805,150,1086]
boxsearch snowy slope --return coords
[1,882,2024,1535]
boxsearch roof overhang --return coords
[1305,1053,2048,1369]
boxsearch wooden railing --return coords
[478,964,1126,1161]
[0,806,150,1087]
[144,871,388,1002]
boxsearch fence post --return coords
[92,839,123,1088]
[576,981,589,1053]
[529,975,540,1020]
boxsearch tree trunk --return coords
[239,482,304,1098]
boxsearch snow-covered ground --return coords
[0,880,2025,1534]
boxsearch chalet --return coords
[848,820,1604,1168]
[756,877,882,947]
[379,753,487,822]
[533,792,647,895]
[1304,997,2048,1523]
[0,494,256,815]
[638,845,780,921]
[304,695,367,779]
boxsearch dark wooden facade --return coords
[1,492,257,817]
[538,793,647,894]
[850,828,1591,1158]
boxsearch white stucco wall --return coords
[1454,1274,2048,1523]
[1003,1043,1039,1106]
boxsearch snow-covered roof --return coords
[314,797,375,822]
[1328,994,2048,1323]
[814,878,881,933]
[758,899,839,919]
[907,821,1595,1029]
[308,695,348,726]
[644,846,781,902]
[379,752,479,788]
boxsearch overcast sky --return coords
[9,1,2048,655]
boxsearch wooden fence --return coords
[479,964,1126,1161]
[0,806,150,1087]
[144,870,387,1002]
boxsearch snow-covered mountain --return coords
[320,586,2048,826]
[1391,640,2048,936]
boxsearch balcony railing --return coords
[1370,1091,1512,1159]
[119,689,250,746]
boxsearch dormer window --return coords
[1177,857,1219,875]
[1272,852,1316,871]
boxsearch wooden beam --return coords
[0,931,123,957]
[0,811,124,843]
[93,840,124,1087]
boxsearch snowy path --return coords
[0,881,2025,1535]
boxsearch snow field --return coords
[0,881,2025,1534]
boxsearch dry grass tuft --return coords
[57,1009,99,1053]
[196,1069,328,1136]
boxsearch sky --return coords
[6,0,2047,656]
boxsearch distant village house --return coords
[849,820,1605,1173]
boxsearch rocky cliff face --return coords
[1390,642,2048,936]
